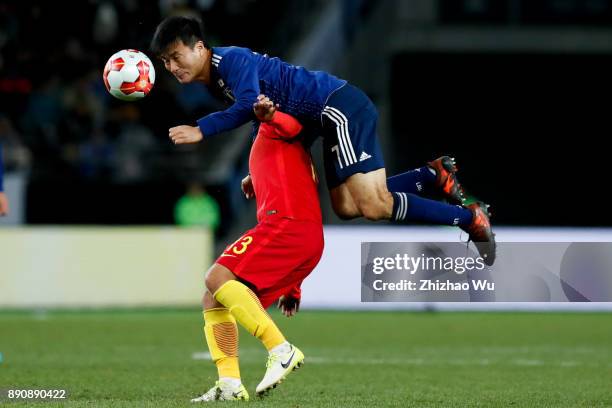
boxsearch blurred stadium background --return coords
[1,1,612,406]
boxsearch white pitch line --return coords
[513,359,544,366]
[190,351,597,368]
[191,352,211,361]
[305,356,593,368]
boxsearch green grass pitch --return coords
[1,310,611,407]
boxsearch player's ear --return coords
[195,40,205,54]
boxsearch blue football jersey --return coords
[197,46,346,138]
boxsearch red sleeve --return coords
[285,280,303,300]
[267,111,303,138]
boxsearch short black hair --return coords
[150,15,208,56]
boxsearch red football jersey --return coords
[249,111,321,223]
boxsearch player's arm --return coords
[196,50,260,137]
[170,50,260,144]
[253,94,302,138]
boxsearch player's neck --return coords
[195,48,212,85]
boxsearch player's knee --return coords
[205,264,236,295]
[331,199,360,220]
[204,269,222,294]
[202,290,216,309]
[358,203,386,221]
[333,206,360,220]
[356,194,391,221]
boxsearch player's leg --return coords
[332,168,392,220]
[191,289,249,402]
[252,221,322,395]
[205,263,287,353]
[322,84,495,263]
[387,156,465,204]
[329,182,361,220]
[192,224,289,403]
[331,168,473,227]
[337,161,494,262]
[334,168,495,264]
[341,167,474,226]
[336,157,465,217]
[322,89,472,224]
[196,263,298,399]
[206,264,305,396]
[386,165,437,196]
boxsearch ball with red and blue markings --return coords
[103,49,155,101]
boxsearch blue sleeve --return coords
[0,143,4,192]
[197,50,260,137]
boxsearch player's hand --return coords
[169,125,203,145]
[0,192,9,216]
[241,174,255,199]
[253,94,279,122]
[277,295,300,317]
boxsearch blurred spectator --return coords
[174,182,220,230]
[78,128,115,180]
[0,114,31,171]
[93,2,119,46]
[111,104,157,182]
[0,0,309,225]
[0,0,299,184]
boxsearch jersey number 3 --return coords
[231,236,253,255]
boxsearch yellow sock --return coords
[203,308,240,379]
[214,280,286,351]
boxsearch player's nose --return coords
[167,60,178,73]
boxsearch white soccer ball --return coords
[103,49,155,101]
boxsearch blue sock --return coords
[387,166,436,196]
[391,192,472,226]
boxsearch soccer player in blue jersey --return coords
[150,16,495,264]
[0,143,9,217]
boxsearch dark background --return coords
[391,52,608,226]
[1,0,610,231]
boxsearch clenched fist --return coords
[253,94,279,122]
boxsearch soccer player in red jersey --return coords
[190,95,323,402]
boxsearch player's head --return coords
[150,15,210,83]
